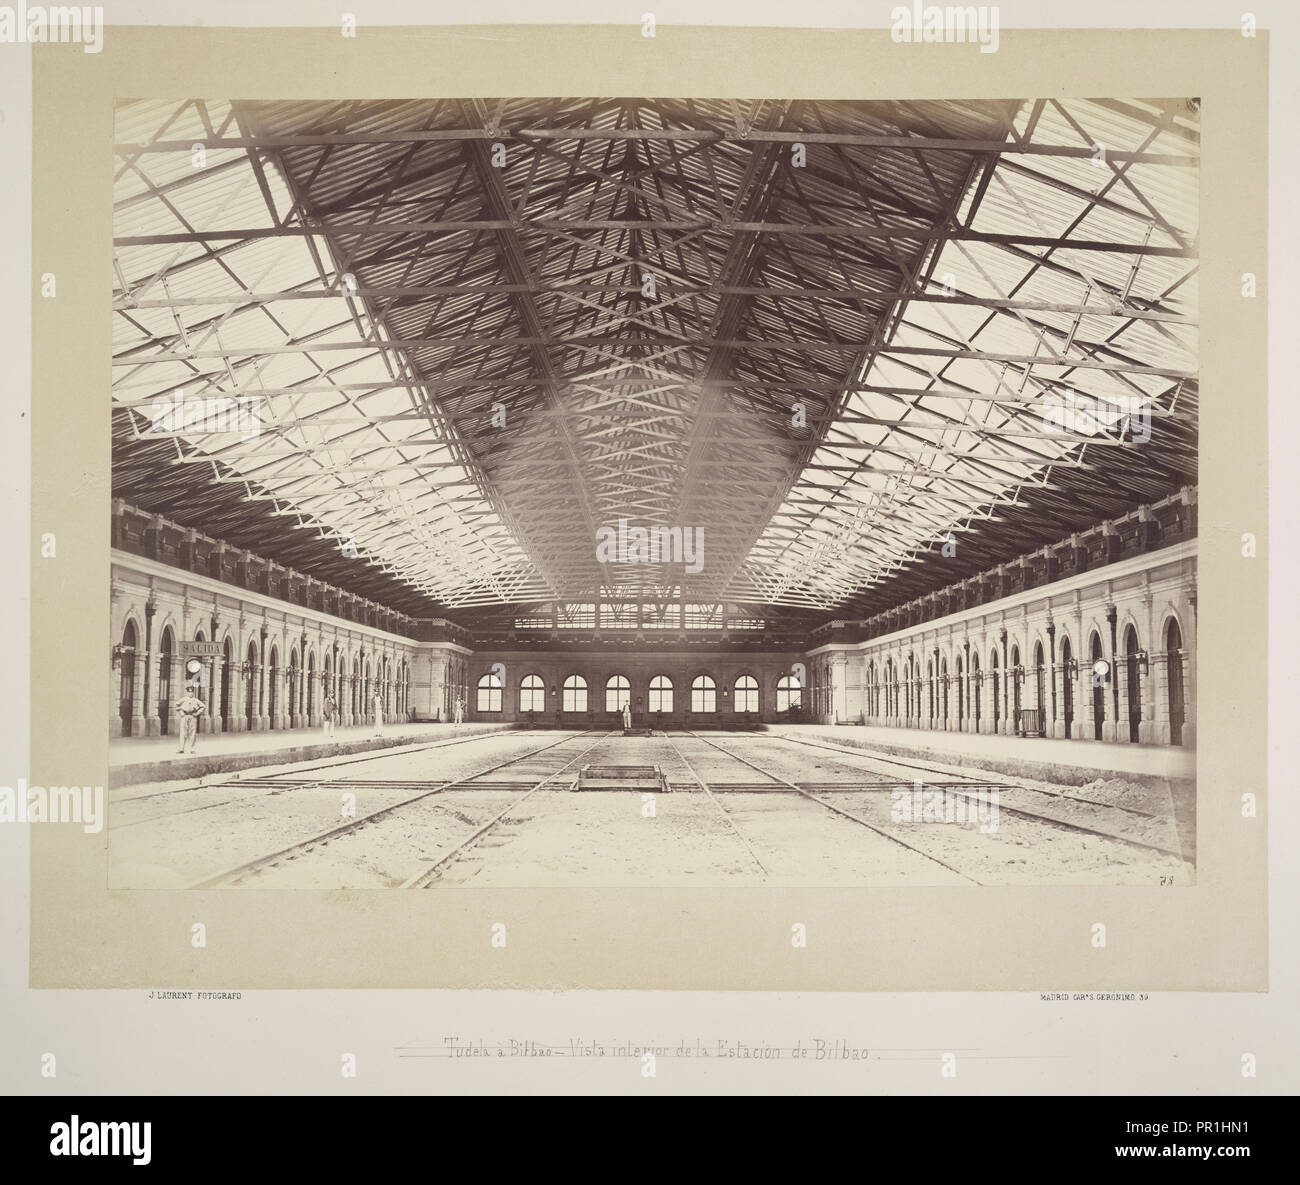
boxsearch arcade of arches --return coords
[111,520,1195,748]
[111,554,465,739]
[815,542,1196,747]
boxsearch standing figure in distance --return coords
[175,687,205,755]
[453,697,464,727]
[323,690,337,741]
[372,690,385,738]
[621,700,632,734]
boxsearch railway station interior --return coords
[106,96,1198,887]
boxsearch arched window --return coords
[691,674,716,713]
[477,671,502,713]
[776,674,802,713]
[733,674,759,714]
[562,674,588,713]
[605,674,630,713]
[1010,646,1021,721]
[519,673,545,713]
[648,675,673,714]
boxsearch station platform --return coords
[108,721,521,788]
[765,723,1195,787]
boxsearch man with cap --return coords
[175,686,205,755]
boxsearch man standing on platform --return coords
[453,697,464,727]
[323,692,337,741]
[175,688,205,755]
[622,700,632,734]
[372,691,385,738]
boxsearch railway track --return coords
[704,732,1185,861]
[674,732,983,884]
[155,727,1184,891]
[401,734,614,888]
[111,722,559,826]
[659,735,771,877]
[772,731,1167,821]
[187,731,605,889]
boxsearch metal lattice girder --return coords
[111,97,1198,624]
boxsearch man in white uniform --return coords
[372,692,385,737]
[175,688,205,754]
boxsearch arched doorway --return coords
[158,626,175,734]
[288,648,299,724]
[1124,625,1141,743]
[1010,646,1021,726]
[1166,619,1185,745]
[268,646,280,728]
[971,653,981,730]
[955,656,964,727]
[990,650,1000,732]
[245,641,258,731]
[306,651,316,722]
[1060,637,1074,738]
[119,620,138,735]
[1090,632,1106,740]
[220,637,233,731]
